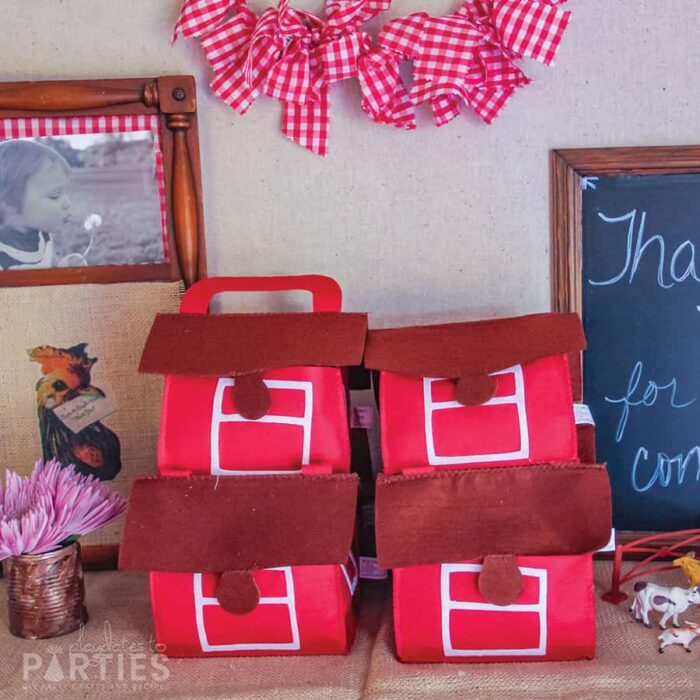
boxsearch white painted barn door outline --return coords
[440,563,548,657]
[423,365,530,466]
[191,376,314,652]
[193,568,301,652]
[210,377,313,474]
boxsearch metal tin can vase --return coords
[3,541,88,639]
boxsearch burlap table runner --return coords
[0,561,698,699]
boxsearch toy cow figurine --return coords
[630,581,700,629]
[673,551,700,588]
[658,622,700,653]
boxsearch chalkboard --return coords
[582,174,700,531]
[551,146,700,534]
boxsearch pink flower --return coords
[0,460,126,559]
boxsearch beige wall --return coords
[2,0,699,324]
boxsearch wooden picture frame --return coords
[0,77,205,568]
[550,146,700,545]
[0,76,206,287]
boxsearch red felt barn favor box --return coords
[120,276,367,657]
[365,313,612,663]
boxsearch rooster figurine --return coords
[29,343,121,481]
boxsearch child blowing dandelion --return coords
[0,140,72,270]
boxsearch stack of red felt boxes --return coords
[366,313,611,663]
[120,276,367,657]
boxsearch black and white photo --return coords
[0,128,166,271]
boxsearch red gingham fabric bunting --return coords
[282,84,330,156]
[465,85,517,123]
[325,0,391,30]
[373,0,569,128]
[320,31,362,84]
[378,13,427,60]
[173,0,243,41]
[175,0,394,155]
[431,94,461,128]
[493,0,571,66]
[199,8,258,74]
[173,0,572,151]
[357,46,415,130]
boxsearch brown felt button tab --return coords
[455,374,497,406]
[478,554,523,606]
[234,372,271,419]
[216,570,260,615]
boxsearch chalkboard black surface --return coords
[582,174,700,531]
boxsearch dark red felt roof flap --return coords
[364,312,585,379]
[375,463,611,569]
[119,473,358,573]
[139,312,368,377]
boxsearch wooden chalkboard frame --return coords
[550,145,700,545]
[0,76,206,288]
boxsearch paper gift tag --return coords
[53,383,117,433]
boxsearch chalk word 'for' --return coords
[605,361,695,442]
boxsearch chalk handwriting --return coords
[588,209,700,288]
[631,445,700,492]
[605,361,695,442]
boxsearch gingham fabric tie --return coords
[376,0,571,127]
[173,0,245,41]
[175,0,395,156]
[173,0,572,150]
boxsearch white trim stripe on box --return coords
[341,551,359,596]
[424,365,530,466]
[574,403,595,426]
[598,528,616,553]
[210,377,313,475]
[193,568,301,652]
[440,562,548,657]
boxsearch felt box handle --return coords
[180,275,343,314]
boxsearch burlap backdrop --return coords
[0,281,183,548]
[2,562,699,698]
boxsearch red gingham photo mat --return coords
[0,115,169,256]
